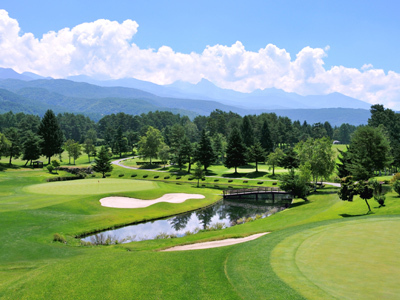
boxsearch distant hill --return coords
[0,73,371,125]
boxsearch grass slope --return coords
[0,156,399,299]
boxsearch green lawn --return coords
[1,157,400,299]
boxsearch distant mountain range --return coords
[0,67,372,125]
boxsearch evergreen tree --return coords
[38,110,64,164]
[224,127,246,173]
[4,127,22,165]
[260,120,274,154]
[336,147,351,178]
[194,130,215,171]
[240,116,254,148]
[248,142,265,172]
[193,161,205,187]
[84,139,96,162]
[93,146,113,178]
[278,147,300,170]
[22,131,42,166]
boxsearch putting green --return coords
[271,218,400,300]
[24,178,157,195]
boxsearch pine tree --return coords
[22,131,42,166]
[224,127,246,173]
[260,120,274,154]
[248,142,265,172]
[38,110,64,164]
[93,146,113,178]
[194,130,215,171]
[240,116,254,148]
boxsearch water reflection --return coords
[82,200,287,243]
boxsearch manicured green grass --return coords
[24,178,157,195]
[1,157,400,299]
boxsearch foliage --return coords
[92,146,113,178]
[247,142,265,172]
[393,180,400,196]
[338,176,357,202]
[194,130,215,171]
[266,148,283,176]
[38,109,64,164]
[224,127,246,173]
[138,126,164,164]
[278,147,299,170]
[347,125,392,180]
[279,168,311,200]
[296,137,335,184]
[193,161,205,187]
[3,127,22,165]
[21,130,42,166]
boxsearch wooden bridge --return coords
[223,187,292,205]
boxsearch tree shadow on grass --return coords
[0,163,22,172]
[245,171,268,178]
[289,200,310,209]
[339,211,375,218]
[222,173,246,178]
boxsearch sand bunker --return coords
[162,232,269,251]
[100,193,205,208]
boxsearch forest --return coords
[0,105,399,184]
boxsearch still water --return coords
[82,200,287,243]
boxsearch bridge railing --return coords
[223,186,286,197]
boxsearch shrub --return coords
[391,173,400,183]
[245,217,254,223]
[228,179,233,183]
[257,181,264,184]
[243,180,248,183]
[393,180,400,196]
[118,174,124,177]
[131,174,137,177]
[143,174,148,178]
[188,177,194,180]
[272,182,277,185]
[214,179,219,182]
[53,233,66,243]
[105,173,111,177]
[176,176,181,179]
[164,176,170,179]
[47,165,54,173]
[208,222,225,231]
[154,175,159,179]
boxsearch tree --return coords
[157,143,170,168]
[193,162,205,187]
[240,116,254,148]
[260,120,274,154]
[0,132,11,159]
[336,146,352,178]
[279,168,310,200]
[84,139,96,162]
[4,127,22,165]
[93,146,113,178]
[347,126,392,180]
[64,139,76,164]
[224,127,246,173]
[194,130,215,171]
[212,133,226,164]
[248,142,265,172]
[267,148,283,176]
[113,126,129,158]
[179,136,193,173]
[70,142,82,165]
[296,137,335,185]
[38,110,64,164]
[393,180,400,197]
[138,126,164,164]
[21,131,42,166]
[357,180,374,212]
[278,147,299,170]
[338,176,357,202]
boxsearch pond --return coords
[82,199,289,244]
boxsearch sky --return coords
[1,0,400,109]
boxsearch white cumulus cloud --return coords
[0,9,400,109]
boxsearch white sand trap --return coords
[162,232,269,251]
[100,193,205,208]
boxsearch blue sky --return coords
[3,0,399,72]
[1,0,400,108]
